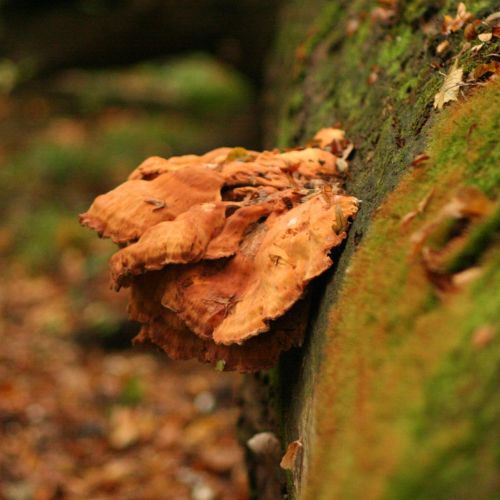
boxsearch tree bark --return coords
[243,0,499,498]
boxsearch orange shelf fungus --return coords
[80,128,359,372]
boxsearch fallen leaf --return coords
[436,39,450,55]
[485,11,500,27]
[441,2,473,35]
[411,187,493,292]
[464,20,480,40]
[280,439,303,471]
[371,6,396,24]
[452,266,482,287]
[433,62,463,110]
[368,69,379,84]
[108,407,155,449]
[472,61,500,81]
[411,153,430,167]
[346,17,360,36]
[470,42,484,53]
[472,325,495,347]
[400,189,434,229]
[478,32,493,42]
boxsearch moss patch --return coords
[304,80,499,499]
[265,1,500,497]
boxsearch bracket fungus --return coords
[80,128,359,372]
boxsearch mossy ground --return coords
[265,0,499,498]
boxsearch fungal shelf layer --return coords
[80,128,359,372]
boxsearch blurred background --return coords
[0,1,281,498]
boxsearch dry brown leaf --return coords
[411,187,493,292]
[280,439,303,471]
[411,153,430,167]
[452,267,482,287]
[470,42,485,53]
[400,189,434,229]
[368,69,379,84]
[472,61,500,81]
[433,62,463,110]
[471,325,495,347]
[478,32,493,42]
[346,17,360,36]
[441,2,473,34]
[436,39,450,55]
[371,6,396,24]
[464,20,480,40]
[485,11,500,27]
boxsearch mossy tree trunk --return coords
[241,1,499,498]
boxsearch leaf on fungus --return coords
[433,62,463,110]
[80,128,360,371]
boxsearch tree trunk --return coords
[242,0,499,498]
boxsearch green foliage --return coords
[57,53,253,116]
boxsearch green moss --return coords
[304,81,500,499]
[266,1,500,496]
[387,252,500,499]
[376,28,413,77]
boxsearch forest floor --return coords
[0,55,254,500]
[0,271,248,500]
